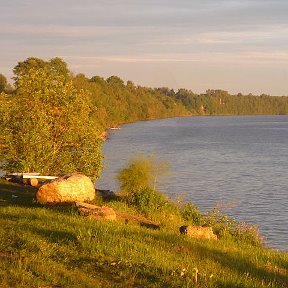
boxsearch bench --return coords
[5,173,58,186]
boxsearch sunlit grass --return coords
[0,179,287,287]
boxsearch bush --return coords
[181,203,201,225]
[117,156,155,196]
[202,207,263,247]
[117,155,170,215]
[127,187,168,215]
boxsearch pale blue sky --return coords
[1,0,288,95]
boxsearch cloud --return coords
[61,49,288,66]
[1,0,288,95]
[0,24,126,38]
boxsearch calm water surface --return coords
[97,115,288,251]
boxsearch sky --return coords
[1,0,288,95]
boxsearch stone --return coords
[96,189,116,199]
[76,201,116,221]
[179,225,217,240]
[36,174,95,203]
[78,206,116,221]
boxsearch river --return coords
[97,115,288,251]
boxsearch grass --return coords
[0,178,287,287]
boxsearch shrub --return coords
[117,155,170,215]
[117,156,155,196]
[117,155,168,195]
[181,203,201,225]
[127,187,168,215]
[202,207,263,247]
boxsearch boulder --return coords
[180,225,217,240]
[36,174,95,203]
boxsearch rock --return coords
[179,225,217,240]
[96,189,116,199]
[78,206,116,221]
[76,201,116,221]
[36,174,95,203]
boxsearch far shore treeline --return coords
[1,57,288,180]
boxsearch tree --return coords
[0,58,103,180]
[0,74,7,93]
[13,57,46,88]
[106,75,125,87]
[90,75,106,86]
[126,80,135,90]
[49,57,71,81]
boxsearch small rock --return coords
[78,206,116,221]
[180,225,217,240]
[76,201,116,221]
[96,189,116,199]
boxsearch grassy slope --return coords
[0,179,287,288]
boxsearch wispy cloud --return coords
[1,24,131,38]
[61,50,288,66]
[1,0,288,95]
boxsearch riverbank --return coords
[0,179,287,287]
[97,115,288,252]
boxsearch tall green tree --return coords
[0,59,103,180]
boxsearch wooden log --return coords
[28,178,38,187]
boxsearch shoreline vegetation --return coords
[0,57,288,286]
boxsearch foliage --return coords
[202,206,263,247]
[117,156,170,214]
[117,156,168,196]
[72,74,189,129]
[0,73,8,93]
[126,187,169,215]
[171,88,288,115]
[182,202,201,225]
[0,58,103,180]
[13,57,71,87]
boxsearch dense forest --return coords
[1,57,288,179]
[1,57,288,129]
[73,77,288,126]
[156,87,288,116]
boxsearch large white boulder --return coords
[36,174,95,203]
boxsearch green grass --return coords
[0,179,287,287]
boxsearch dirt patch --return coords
[115,211,160,229]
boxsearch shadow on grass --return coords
[31,226,77,244]
[0,179,77,215]
[117,230,288,287]
[0,179,38,207]
[187,240,288,287]
[67,255,172,288]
